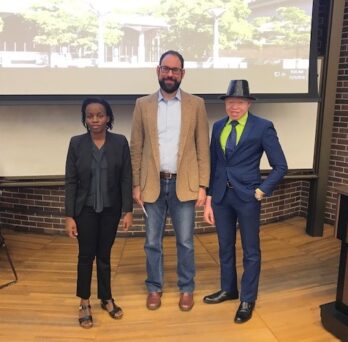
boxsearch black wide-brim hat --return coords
[219,79,256,100]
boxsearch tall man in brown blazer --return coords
[130,50,210,312]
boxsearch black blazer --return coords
[65,131,133,218]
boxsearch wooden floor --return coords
[0,217,341,341]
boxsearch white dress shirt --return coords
[157,89,181,173]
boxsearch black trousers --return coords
[75,206,121,300]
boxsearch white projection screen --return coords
[0,0,316,96]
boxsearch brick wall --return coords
[0,187,66,234]
[260,180,309,225]
[0,180,308,236]
[325,1,348,225]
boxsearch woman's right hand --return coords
[66,217,78,238]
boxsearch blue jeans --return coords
[144,179,196,293]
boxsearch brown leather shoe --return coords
[179,292,194,311]
[146,292,162,310]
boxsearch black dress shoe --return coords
[203,290,239,304]
[234,301,255,323]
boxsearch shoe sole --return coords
[146,302,161,310]
[234,316,252,324]
[203,296,238,304]
[179,303,194,311]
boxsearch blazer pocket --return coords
[188,163,199,191]
[242,173,261,183]
[140,168,148,191]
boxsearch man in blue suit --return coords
[203,80,287,323]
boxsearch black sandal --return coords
[78,304,93,328]
[101,298,123,319]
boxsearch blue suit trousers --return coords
[212,188,261,302]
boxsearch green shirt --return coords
[220,112,248,152]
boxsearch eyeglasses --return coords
[159,66,183,75]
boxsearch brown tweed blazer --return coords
[130,90,210,203]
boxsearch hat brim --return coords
[219,95,256,101]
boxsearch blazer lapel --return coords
[216,117,229,160]
[104,131,114,163]
[146,92,161,173]
[177,91,191,168]
[78,133,93,177]
[234,112,255,153]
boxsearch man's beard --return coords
[159,78,181,94]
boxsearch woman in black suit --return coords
[65,98,133,329]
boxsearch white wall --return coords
[0,100,317,177]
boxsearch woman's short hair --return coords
[81,97,114,130]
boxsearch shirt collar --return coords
[158,88,181,102]
[227,111,248,127]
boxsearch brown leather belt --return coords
[160,172,177,180]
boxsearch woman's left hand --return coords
[122,212,133,231]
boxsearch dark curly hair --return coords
[81,97,114,130]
